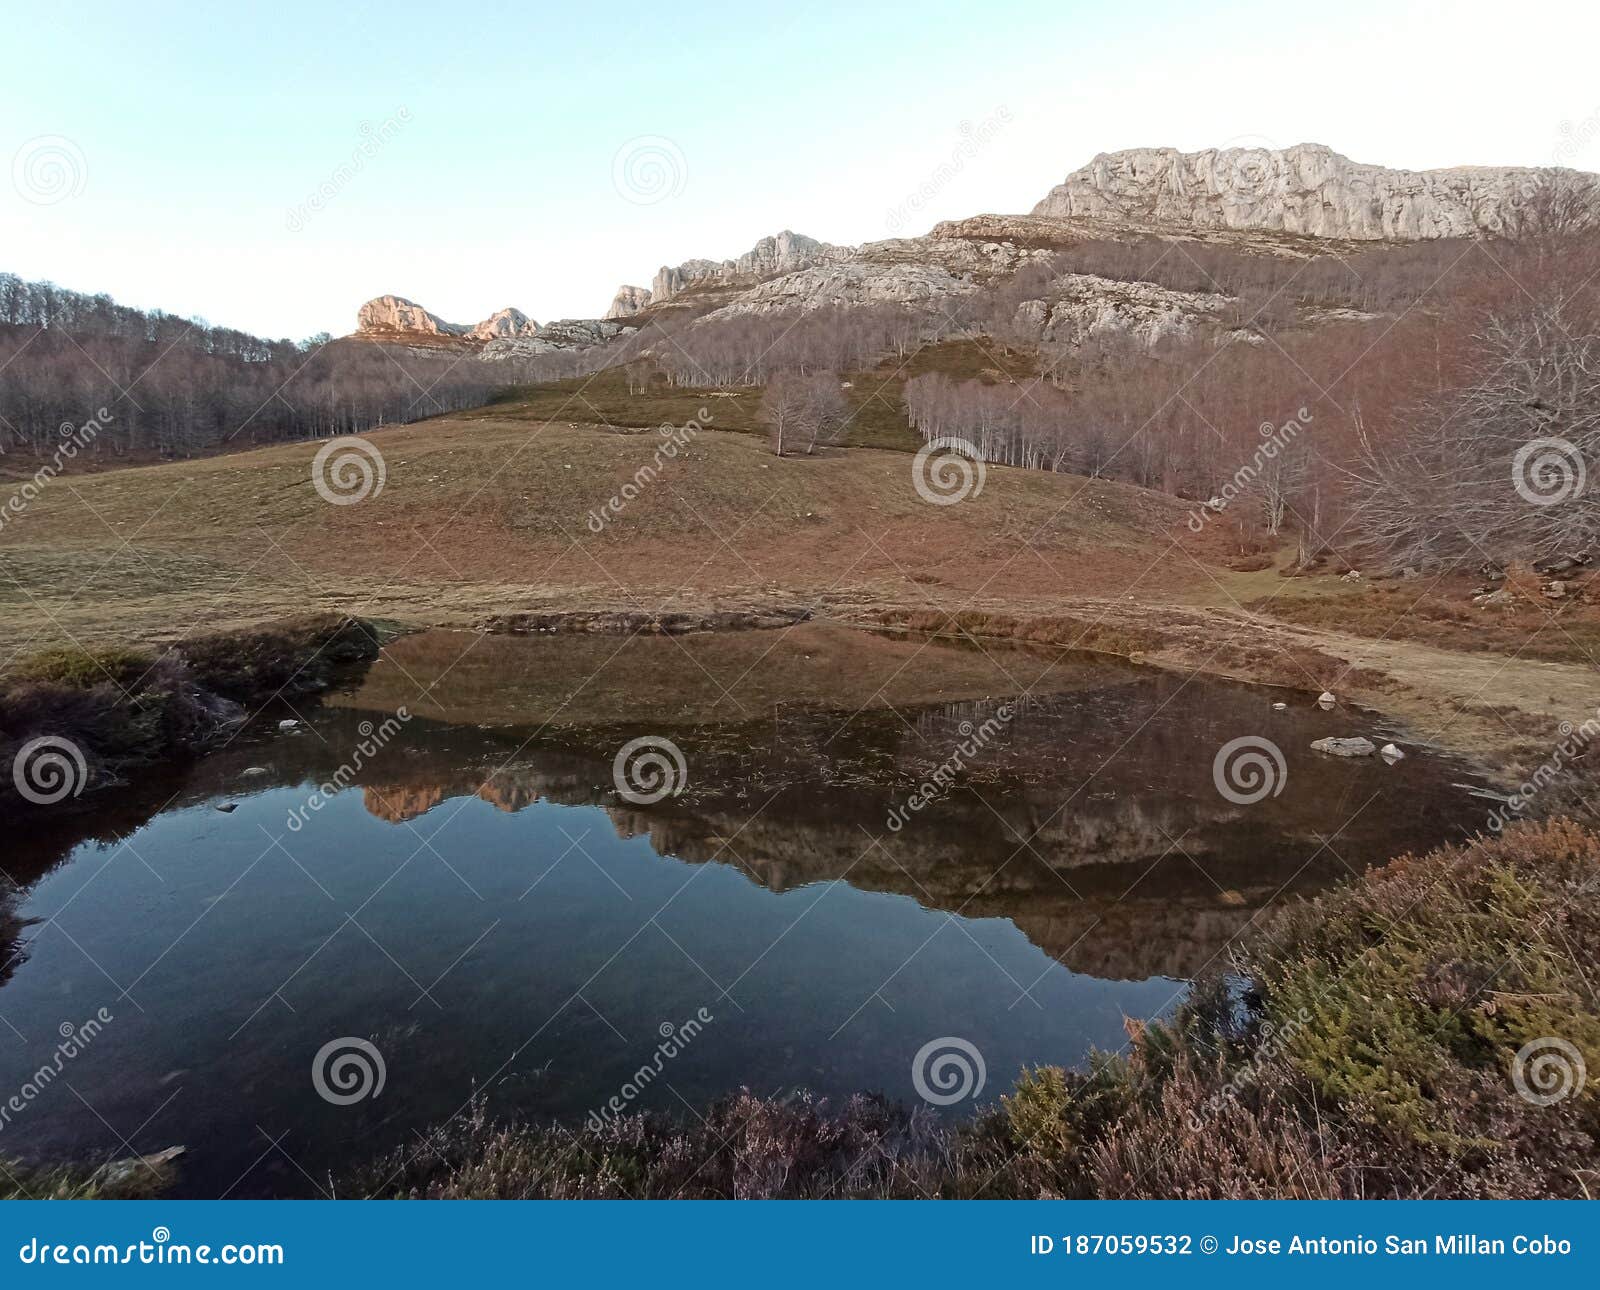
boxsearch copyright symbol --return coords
[1200,1235,1218,1254]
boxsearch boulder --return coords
[1311,736,1376,757]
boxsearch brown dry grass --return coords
[4,413,1598,775]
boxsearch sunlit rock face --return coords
[1032,142,1598,240]
[355,294,469,336]
[651,230,851,303]
[604,285,653,319]
[470,307,539,340]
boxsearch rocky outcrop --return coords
[605,285,653,319]
[479,318,624,360]
[356,294,468,337]
[470,307,539,340]
[651,231,850,304]
[354,297,622,359]
[1031,143,1600,240]
[1013,273,1229,349]
[701,261,976,319]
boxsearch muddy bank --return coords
[478,606,811,635]
[0,614,382,822]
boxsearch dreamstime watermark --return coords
[1487,708,1600,832]
[911,1036,986,1106]
[11,135,87,205]
[585,409,711,532]
[586,1007,715,1130]
[612,736,687,805]
[1186,408,1311,532]
[1185,1006,1311,1132]
[1212,735,1287,805]
[18,1229,284,1267]
[285,108,412,232]
[1555,109,1600,166]
[11,735,90,806]
[312,435,387,505]
[886,705,1014,832]
[0,1008,114,1134]
[285,709,411,832]
[612,135,687,206]
[912,436,986,506]
[0,408,113,535]
[885,106,1012,234]
[312,1036,386,1106]
[1512,436,1586,507]
[1511,1036,1587,1107]
[1215,133,1283,202]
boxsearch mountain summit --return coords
[1031,142,1595,239]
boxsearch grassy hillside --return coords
[0,412,1191,657]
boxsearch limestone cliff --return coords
[1031,142,1598,240]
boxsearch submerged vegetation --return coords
[352,821,1598,1200]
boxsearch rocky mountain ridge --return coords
[1032,142,1598,240]
[350,143,1600,360]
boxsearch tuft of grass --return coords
[11,646,155,691]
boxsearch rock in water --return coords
[1317,691,1337,710]
[89,1146,185,1194]
[1311,736,1376,757]
[1380,743,1406,762]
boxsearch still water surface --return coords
[0,625,1489,1195]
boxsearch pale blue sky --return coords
[4,0,1598,339]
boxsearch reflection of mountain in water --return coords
[335,682,1474,982]
[3,643,1484,989]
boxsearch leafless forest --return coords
[5,220,1598,568]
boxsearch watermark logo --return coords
[911,1036,986,1106]
[1511,1036,1586,1107]
[585,410,711,532]
[1487,711,1600,832]
[612,135,687,206]
[286,710,411,831]
[1212,735,1287,805]
[1186,409,1310,532]
[913,436,986,506]
[12,736,89,806]
[11,135,87,205]
[612,736,687,805]
[286,107,411,233]
[1186,1007,1311,1131]
[0,409,113,536]
[1512,436,1585,507]
[312,435,387,506]
[586,1007,714,1130]
[887,706,1014,831]
[885,107,1012,234]
[312,1036,386,1105]
[0,1008,114,1135]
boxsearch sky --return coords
[4,0,1600,341]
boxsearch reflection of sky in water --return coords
[0,633,1488,1197]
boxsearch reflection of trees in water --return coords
[2,680,1477,989]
